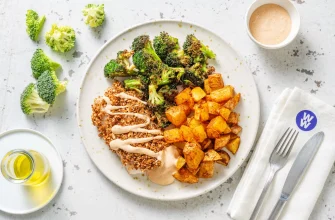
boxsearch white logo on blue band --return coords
[296,110,317,131]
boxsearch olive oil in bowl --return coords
[1,149,50,185]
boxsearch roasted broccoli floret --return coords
[31,49,61,79]
[155,65,185,86]
[36,70,67,104]
[183,34,216,63]
[153,106,171,128]
[82,4,105,28]
[148,84,165,107]
[180,62,212,87]
[26,10,46,41]
[45,24,76,53]
[132,50,162,75]
[20,83,50,115]
[153,32,179,61]
[158,84,178,103]
[165,50,192,67]
[104,52,138,79]
[124,75,149,94]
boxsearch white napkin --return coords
[227,87,335,220]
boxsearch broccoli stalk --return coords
[153,32,179,61]
[148,84,165,107]
[45,24,76,53]
[82,4,105,28]
[183,34,216,63]
[36,70,67,104]
[26,10,46,41]
[31,49,61,79]
[20,83,50,115]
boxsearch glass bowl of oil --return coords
[1,149,50,186]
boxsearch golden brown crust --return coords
[91,81,168,171]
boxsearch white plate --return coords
[0,129,63,214]
[77,20,260,201]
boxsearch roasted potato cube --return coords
[183,142,205,169]
[191,125,207,142]
[203,149,222,162]
[217,151,230,166]
[166,106,187,127]
[186,98,195,109]
[210,86,234,102]
[206,116,228,138]
[205,95,212,101]
[224,93,241,110]
[186,165,200,176]
[208,73,224,91]
[198,161,214,178]
[227,112,239,124]
[173,168,198,183]
[191,87,206,102]
[176,156,186,170]
[219,107,231,121]
[207,101,221,115]
[231,125,242,134]
[204,79,211,94]
[230,133,239,140]
[226,137,240,154]
[201,139,213,150]
[175,88,192,105]
[180,125,195,142]
[223,126,231,134]
[214,134,231,151]
[164,128,184,143]
[194,103,201,121]
[188,118,202,128]
[179,103,191,116]
[174,142,187,150]
[200,103,209,121]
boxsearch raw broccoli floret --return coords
[82,4,105,28]
[26,10,46,41]
[20,83,50,115]
[31,49,61,79]
[45,24,76,53]
[36,70,67,104]
[148,84,165,107]
[153,32,179,61]
[183,34,216,63]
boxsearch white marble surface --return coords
[0,0,334,219]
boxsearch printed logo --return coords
[296,110,317,131]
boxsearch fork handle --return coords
[268,197,287,220]
[249,168,277,220]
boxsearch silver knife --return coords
[268,131,325,220]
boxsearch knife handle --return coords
[268,196,287,220]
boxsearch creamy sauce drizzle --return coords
[102,94,179,185]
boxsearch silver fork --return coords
[249,127,299,220]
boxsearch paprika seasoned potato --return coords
[173,168,198,184]
[183,142,205,169]
[163,72,242,183]
[166,106,187,127]
[164,128,184,143]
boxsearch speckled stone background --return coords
[0,0,334,219]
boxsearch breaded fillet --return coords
[91,81,168,171]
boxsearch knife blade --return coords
[268,131,325,220]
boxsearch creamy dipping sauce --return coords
[102,94,179,185]
[249,4,291,45]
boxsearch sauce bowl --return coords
[246,0,300,49]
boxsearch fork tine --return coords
[281,130,297,155]
[283,131,299,158]
[278,128,293,155]
[274,128,290,153]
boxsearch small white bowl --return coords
[246,0,300,49]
